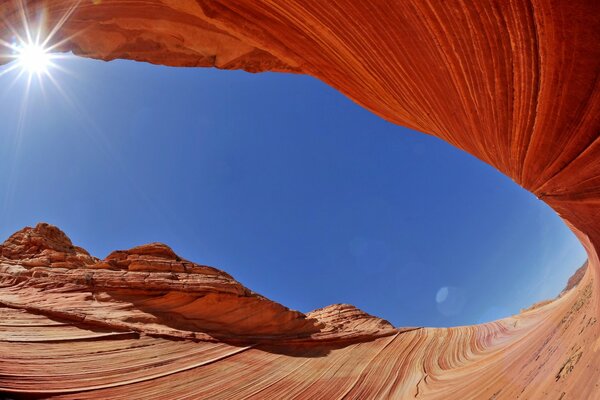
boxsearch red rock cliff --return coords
[0,1,599,399]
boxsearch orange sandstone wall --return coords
[0,1,599,399]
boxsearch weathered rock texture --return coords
[0,224,597,399]
[0,224,329,343]
[0,0,599,399]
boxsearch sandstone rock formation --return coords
[0,224,597,399]
[0,224,329,343]
[0,0,599,399]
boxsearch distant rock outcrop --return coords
[0,222,97,268]
[0,224,401,344]
[561,262,588,295]
[0,224,329,342]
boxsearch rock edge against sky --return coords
[0,0,599,398]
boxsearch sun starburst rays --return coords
[3,23,56,78]
[0,1,82,218]
[1,1,82,79]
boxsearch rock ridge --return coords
[0,223,396,344]
[0,0,598,398]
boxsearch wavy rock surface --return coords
[0,0,599,399]
[0,224,597,399]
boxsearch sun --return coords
[0,2,82,81]
[16,42,52,75]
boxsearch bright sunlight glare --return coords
[0,2,82,82]
[17,43,51,74]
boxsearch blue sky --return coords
[0,56,587,327]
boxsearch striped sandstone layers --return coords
[1,1,599,398]
[0,223,596,399]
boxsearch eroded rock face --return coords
[0,0,599,398]
[93,242,234,276]
[0,223,97,268]
[0,224,597,399]
[0,224,332,342]
[561,262,588,295]
[306,303,398,342]
[0,225,398,344]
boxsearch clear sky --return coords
[0,55,587,328]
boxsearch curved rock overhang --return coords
[0,1,599,399]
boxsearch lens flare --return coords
[17,43,51,75]
[0,1,83,82]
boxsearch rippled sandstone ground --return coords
[0,224,600,399]
[0,1,599,399]
[0,223,597,399]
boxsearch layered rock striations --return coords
[0,224,597,399]
[0,223,97,268]
[0,225,400,345]
[0,0,599,398]
[0,224,329,343]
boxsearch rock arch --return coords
[0,1,598,398]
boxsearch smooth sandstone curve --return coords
[0,1,599,399]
